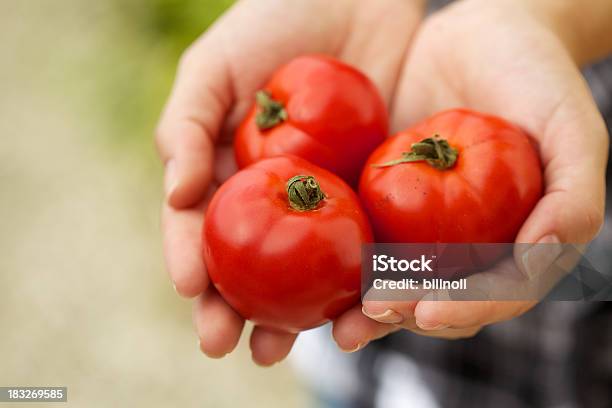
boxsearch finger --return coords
[515,88,608,280]
[156,28,233,209]
[361,300,419,324]
[359,301,482,340]
[364,256,544,330]
[332,304,399,352]
[157,122,215,209]
[414,297,536,331]
[515,137,607,247]
[249,327,298,367]
[213,143,238,184]
[162,202,209,297]
[407,325,482,340]
[193,289,244,358]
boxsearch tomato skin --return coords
[234,55,388,186]
[203,156,372,333]
[359,109,543,246]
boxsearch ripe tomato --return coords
[360,109,542,244]
[234,55,388,186]
[203,155,372,332]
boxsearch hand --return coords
[333,0,609,347]
[155,0,424,365]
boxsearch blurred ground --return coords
[0,1,309,407]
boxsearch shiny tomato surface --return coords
[360,109,543,244]
[204,156,372,332]
[234,55,388,186]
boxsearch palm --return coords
[158,0,424,364]
[201,0,422,199]
[392,0,607,245]
[394,3,572,135]
[162,0,607,356]
[353,1,608,339]
[206,0,420,144]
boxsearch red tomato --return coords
[203,155,372,332]
[360,109,542,244]
[234,55,388,186]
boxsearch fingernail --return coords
[520,234,563,280]
[172,281,185,297]
[362,306,404,324]
[253,356,278,367]
[416,321,449,331]
[164,160,178,198]
[198,338,227,359]
[342,342,365,353]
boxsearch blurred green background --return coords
[0,0,309,406]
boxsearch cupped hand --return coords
[333,0,609,347]
[156,0,424,365]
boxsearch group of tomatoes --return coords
[203,55,543,333]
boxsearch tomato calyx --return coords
[374,136,458,170]
[255,90,288,130]
[286,175,326,211]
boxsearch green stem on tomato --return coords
[286,175,326,211]
[255,90,287,130]
[373,135,458,170]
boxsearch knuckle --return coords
[584,205,605,239]
[178,44,198,72]
[154,122,166,145]
[593,114,610,149]
[154,122,170,159]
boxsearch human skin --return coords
[157,0,612,359]
[350,0,612,346]
[155,0,425,365]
